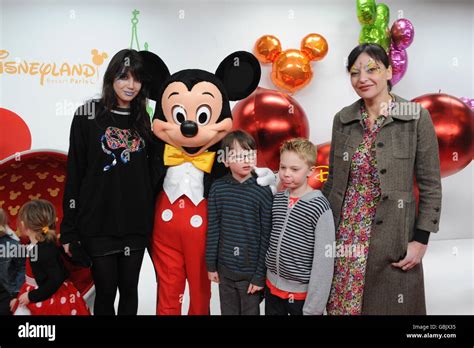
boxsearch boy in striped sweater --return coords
[265,138,335,315]
[206,130,273,315]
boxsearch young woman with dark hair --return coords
[60,49,158,315]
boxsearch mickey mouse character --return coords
[141,51,273,315]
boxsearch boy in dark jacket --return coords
[206,131,273,315]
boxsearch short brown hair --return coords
[18,199,57,243]
[221,130,256,151]
[280,138,316,167]
[221,130,257,161]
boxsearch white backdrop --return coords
[1,0,472,242]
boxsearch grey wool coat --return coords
[322,94,442,315]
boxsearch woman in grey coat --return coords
[323,44,442,315]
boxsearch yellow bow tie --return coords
[163,144,216,173]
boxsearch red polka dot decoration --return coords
[0,108,32,161]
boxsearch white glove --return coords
[254,167,278,195]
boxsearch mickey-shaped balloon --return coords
[356,1,415,86]
[254,34,328,94]
[140,50,269,315]
[357,0,390,51]
[389,18,415,85]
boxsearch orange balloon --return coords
[271,49,313,94]
[254,35,282,63]
[301,33,329,61]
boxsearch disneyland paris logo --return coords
[0,49,108,86]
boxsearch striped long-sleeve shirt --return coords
[265,189,335,315]
[206,174,273,287]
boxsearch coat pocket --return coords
[392,131,415,159]
[379,191,415,261]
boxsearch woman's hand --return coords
[18,292,30,306]
[392,241,428,271]
[63,243,72,257]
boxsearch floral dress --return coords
[326,104,387,315]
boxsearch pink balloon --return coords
[391,18,415,50]
[389,43,408,86]
[459,97,474,111]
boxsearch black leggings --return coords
[91,249,145,315]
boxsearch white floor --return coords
[423,238,473,315]
[124,238,473,315]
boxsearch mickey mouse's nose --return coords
[180,120,198,138]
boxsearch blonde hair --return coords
[18,199,57,243]
[280,138,316,168]
[0,208,7,234]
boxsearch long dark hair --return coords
[347,43,392,91]
[98,49,153,143]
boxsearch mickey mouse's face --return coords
[139,50,261,158]
[153,81,232,156]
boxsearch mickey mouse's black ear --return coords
[215,51,261,101]
[139,51,171,101]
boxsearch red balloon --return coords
[316,141,331,167]
[0,108,32,161]
[308,141,331,190]
[412,93,473,178]
[232,87,309,171]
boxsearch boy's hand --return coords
[247,283,263,294]
[18,292,30,306]
[10,298,18,312]
[208,272,220,283]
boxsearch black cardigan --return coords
[28,241,68,303]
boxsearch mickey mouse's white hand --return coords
[254,167,278,195]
